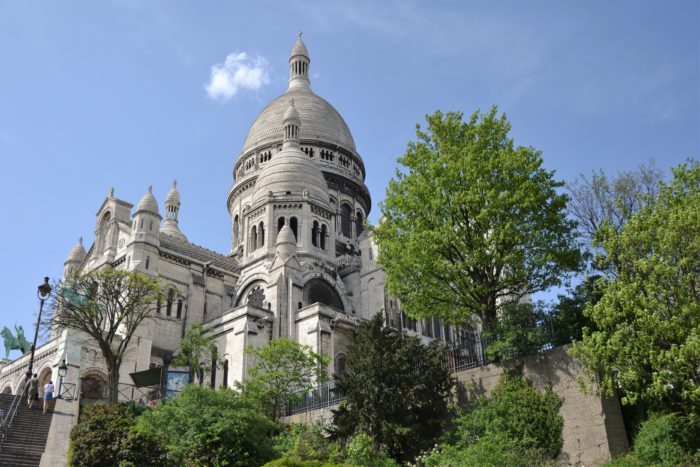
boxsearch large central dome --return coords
[242,89,356,154]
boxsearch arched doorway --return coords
[303,278,345,311]
[80,370,108,402]
[37,367,53,398]
[1,385,11,395]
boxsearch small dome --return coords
[165,180,180,206]
[283,100,300,123]
[135,186,160,216]
[65,237,87,264]
[251,145,330,207]
[276,224,297,259]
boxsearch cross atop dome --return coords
[289,32,310,90]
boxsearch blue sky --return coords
[0,1,697,355]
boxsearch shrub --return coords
[273,423,344,463]
[632,413,700,466]
[69,402,165,466]
[455,369,563,458]
[346,434,399,467]
[422,433,548,467]
[136,385,277,466]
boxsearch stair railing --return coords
[0,378,28,453]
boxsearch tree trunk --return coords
[106,364,120,406]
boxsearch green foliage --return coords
[331,314,454,463]
[455,370,563,458]
[263,460,338,467]
[242,338,329,422]
[423,371,563,466]
[273,423,344,464]
[173,322,219,385]
[632,413,700,466]
[69,403,166,467]
[49,268,164,404]
[572,162,700,413]
[374,107,580,330]
[484,301,549,360]
[345,434,399,467]
[135,384,276,466]
[421,433,549,467]
[549,275,602,345]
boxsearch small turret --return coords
[132,186,161,246]
[63,237,86,277]
[161,181,187,241]
[276,224,297,260]
[282,100,301,150]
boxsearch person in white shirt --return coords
[43,381,54,414]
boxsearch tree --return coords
[330,314,455,463]
[566,161,662,253]
[571,162,700,414]
[172,322,219,385]
[242,337,329,422]
[549,275,602,346]
[47,268,163,405]
[374,108,580,330]
[136,384,276,466]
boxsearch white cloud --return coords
[205,52,270,102]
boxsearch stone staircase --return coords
[0,394,55,466]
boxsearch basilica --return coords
[0,35,455,397]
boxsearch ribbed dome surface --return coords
[65,238,86,264]
[242,89,356,154]
[135,187,160,216]
[290,39,309,58]
[252,146,330,208]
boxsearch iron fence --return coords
[285,381,345,416]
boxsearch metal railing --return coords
[117,383,165,405]
[0,379,27,452]
[59,382,77,400]
[285,381,345,416]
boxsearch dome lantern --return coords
[282,100,301,149]
[162,180,187,241]
[288,31,310,91]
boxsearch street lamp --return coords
[26,277,52,380]
[57,359,68,399]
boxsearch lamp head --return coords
[38,277,51,299]
[58,359,68,378]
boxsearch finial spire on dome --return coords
[162,180,187,241]
[289,32,310,90]
[282,100,301,149]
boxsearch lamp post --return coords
[57,359,68,399]
[26,277,52,380]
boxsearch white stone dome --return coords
[65,237,86,264]
[135,186,160,216]
[242,89,356,154]
[251,145,330,208]
[165,181,181,206]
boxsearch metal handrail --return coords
[0,379,28,452]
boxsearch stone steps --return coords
[0,394,55,467]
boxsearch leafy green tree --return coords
[549,275,602,346]
[572,162,700,414]
[242,337,329,422]
[48,268,164,405]
[330,314,454,463]
[272,423,345,464]
[484,301,549,360]
[374,108,580,330]
[136,384,276,466]
[172,322,219,385]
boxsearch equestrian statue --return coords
[1,325,30,359]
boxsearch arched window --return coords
[176,299,183,319]
[166,289,174,317]
[277,217,285,234]
[250,225,258,251]
[341,204,352,237]
[355,211,364,236]
[304,278,344,311]
[320,224,327,250]
[290,217,298,241]
[97,211,111,252]
[311,221,319,247]
[222,359,229,387]
[233,215,240,246]
[335,353,347,377]
[258,222,265,248]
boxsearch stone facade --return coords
[0,35,455,398]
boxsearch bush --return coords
[454,370,563,458]
[273,423,344,463]
[421,433,549,467]
[263,459,338,467]
[69,402,166,466]
[136,385,277,466]
[632,413,700,466]
[346,434,399,467]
